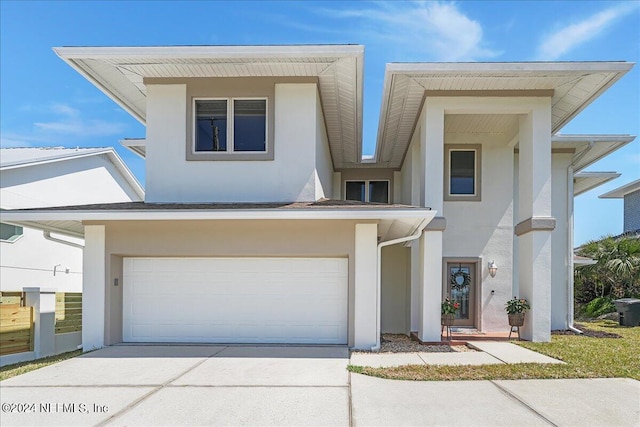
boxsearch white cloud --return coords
[1,103,128,148]
[33,103,127,136]
[315,1,500,61]
[50,103,80,117]
[536,2,639,60]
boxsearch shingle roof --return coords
[9,199,428,212]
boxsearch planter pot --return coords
[441,313,456,326]
[508,312,525,327]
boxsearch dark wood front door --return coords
[445,262,476,327]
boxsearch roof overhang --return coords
[54,45,364,168]
[552,134,636,172]
[573,171,621,196]
[0,147,145,201]
[1,203,436,243]
[120,138,146,158]
[374,62,634,169]
[600,178,640,198]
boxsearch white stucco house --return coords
[2,45,635,350]
[600,179,640,234]
[0,147,144,293]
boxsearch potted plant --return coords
[441,298,460,326]
[505,296,530,327]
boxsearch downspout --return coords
[371,216,432,351]
[566,141,594,334]
[566,165,582,334]
[43,231,84,249]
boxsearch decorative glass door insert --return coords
[446,262,476,327]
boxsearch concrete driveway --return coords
[0,345,351,426]
[1,345,639,426]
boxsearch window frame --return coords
[344,179,391,204]
[0,222,24,243]
[189,96,270,161]
[444,144,482,202]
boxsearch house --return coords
[2,45,635,350]
[1,147,144,293]
[600,179,640,234]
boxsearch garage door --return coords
[123,257,348,344]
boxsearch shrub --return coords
[583,296,616,318]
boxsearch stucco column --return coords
[415,100,445,341]
[22,287,55,358]
[517,99,553,342]
[422,101,445,213]
[418,230,443,342]
[409,136,423,332]
[23,287,41,356]
[353,223,378,350]
[39,289,56,358]
[83,225,106,350]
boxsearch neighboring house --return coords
[3,45,635,350]
[1,147,144,293]
[599,179,640,234]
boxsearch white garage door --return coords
[123,257,348,344]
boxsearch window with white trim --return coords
[194,98,267,154]
[0,223,23,243]
[345,180,390,204]
[445,145,481,201]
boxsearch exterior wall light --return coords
[53,264,70,276]
[488,261,498,278]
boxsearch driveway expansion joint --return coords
[95,345,231,426]
[165,384,349,388]
[416,353,428,365]
[347,371,353,427]
[490,380,558,426]
[0,384,163,388]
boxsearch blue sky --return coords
[1,1,638,244]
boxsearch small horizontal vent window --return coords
[0,223,23,242]
[345,180,390,204]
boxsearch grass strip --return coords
[348,320,639,381]
[0,349,83,381]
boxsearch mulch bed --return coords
[552,323,621,339]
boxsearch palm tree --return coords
[576,235,640,299]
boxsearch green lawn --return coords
[0,350,82,382]
[348,320,640,381]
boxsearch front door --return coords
[445,262,476,327]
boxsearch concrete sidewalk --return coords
[350,375,640,426]
[1,345,637,426]
[350,341,564,368]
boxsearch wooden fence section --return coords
[0,305,34,356]
[0,291,23,306]
[55,293,82,334]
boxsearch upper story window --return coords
[444,145,482,201]
[0,223,23,243]
[345,180,390,204]
[194,98,267,155]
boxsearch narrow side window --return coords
[195,100,228,152]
